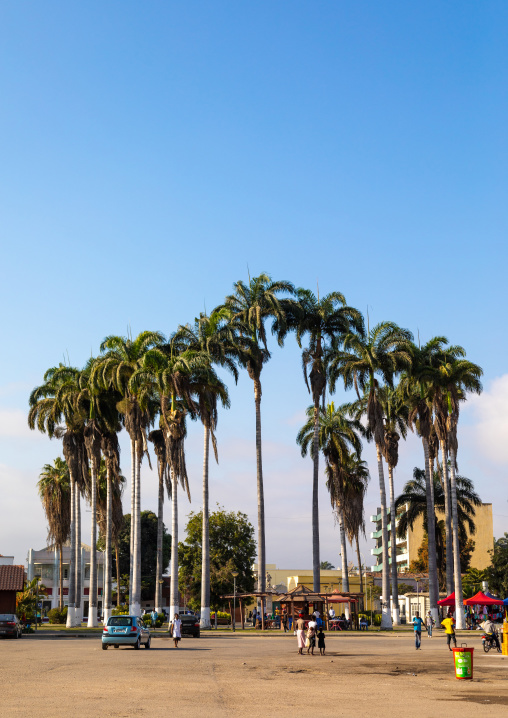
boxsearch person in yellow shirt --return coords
[441,612,457,651]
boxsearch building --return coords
[0,564,25,613]
[27,542,105,619]
[370,503,494,573]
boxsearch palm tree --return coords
[93,331,164,615]
[341,455,370,600]
[286,289,363,591]
[97,458,126,609]
[431,348,482,627]
[100,431,121,622]
[329,321,413,629]
[396,466,481,589]
[296,402,363,593]
[173,311,237,629]
[148,429,170,614]
[28,365,88,627]
[377,385,408,625]
[401,336,449,619]
[217,274,296,605]
[37,458,71,610]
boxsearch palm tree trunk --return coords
[103,466,112,624]
[132,440,141,616]
[66,474,76,627]
[155,463,164,615]
[59,543,64,612]
[170,469,179,620]
[87,461,98,627]
[439,440,454,595]
[388,465,399,625]
[200,425,211,629]
[375,444,392,629]
[129,438,135,613]
[311,399,321,593]
[449,449,465,628]
[423,438,439,622]
[253,379,266,606]
[338,505,349,592]
[115,542,121,607]
[355,535,364,611]
[75,488,81,623]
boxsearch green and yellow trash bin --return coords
[452,644,474,680]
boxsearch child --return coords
[317,627,326,656]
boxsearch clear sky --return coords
[1,2,507,572]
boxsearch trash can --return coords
[452,644,474,680]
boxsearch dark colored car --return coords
[0,614,23,639]
[102,616,151,650]
[170,615,200,638]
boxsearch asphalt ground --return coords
[2,632,507,717]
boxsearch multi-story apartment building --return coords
[27,542,105,620]
[370,503,494,573]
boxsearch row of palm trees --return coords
[29,274,482,630]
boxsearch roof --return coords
[0,565,24,592]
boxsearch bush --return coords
[48,607,68,624]
[142,613,166,627]
[211,611,231,625]
[112,605,130,616]
[373,613,382,626]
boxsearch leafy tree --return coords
[100,511,171,602]
[179,506,256,611]
[397,583,415,596]
[487,534,508,598]
[320,561,335,570]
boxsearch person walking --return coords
[425,611,434,638]
[306,625,316,655]
[317,627,326,656]
[413,612,424,650]
[282,608,288,633]
[441,612,457,651]
[171,613,182,648]
[295,614,306,655]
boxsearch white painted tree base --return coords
[66,607,81,628]
[430,607,439,624]
[155,606,162,616]
[131,601,141,617]
[380,607,393,630]
[169,605,179,622]
[392,607,400,625]
[200,607,211,629]
[87,612,98,628]
[103,607,112,624]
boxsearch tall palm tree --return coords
[148,429,170,614]
[99,431,121,622]
[37,458,71,610]
[377,385,408,625]
[285,289,363,591]
[97,458,126,609]
[329,322,413,629]
[341,455,370,600]
[296,402,363,593]
[396,466,481,591]
[93,331,164,615]
[29,365,88,627]
[401,336,449,619]
[173,311,237,629]
[217,274,296,603]
[431,349,482,627]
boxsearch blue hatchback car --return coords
[102,616,151,650]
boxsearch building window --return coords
[34,565,53,579]
[64,569,68,579]
[85,567,90,579]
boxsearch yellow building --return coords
[370,503,494,572]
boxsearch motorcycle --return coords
[482,631,501,653]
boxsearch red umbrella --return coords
[463,591,502,606]
[437,592,455,606]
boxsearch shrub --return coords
[48,607,68,624]
[373,613,382,626]
[112,605,130,616]
[142,613,165,627]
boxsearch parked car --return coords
[169,614,200,638]
[0,614,23,639]
[102,616,151,650]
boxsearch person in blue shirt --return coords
[413,612,424,649]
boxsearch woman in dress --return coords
[172,613,182,648]
[295,613,306,655]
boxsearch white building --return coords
[370,506,409,573]
[27,542,105,620]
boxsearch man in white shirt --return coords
[329,607,335,619]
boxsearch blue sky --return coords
[1,2,507,570]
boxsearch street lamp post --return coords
[232,571,238,633]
